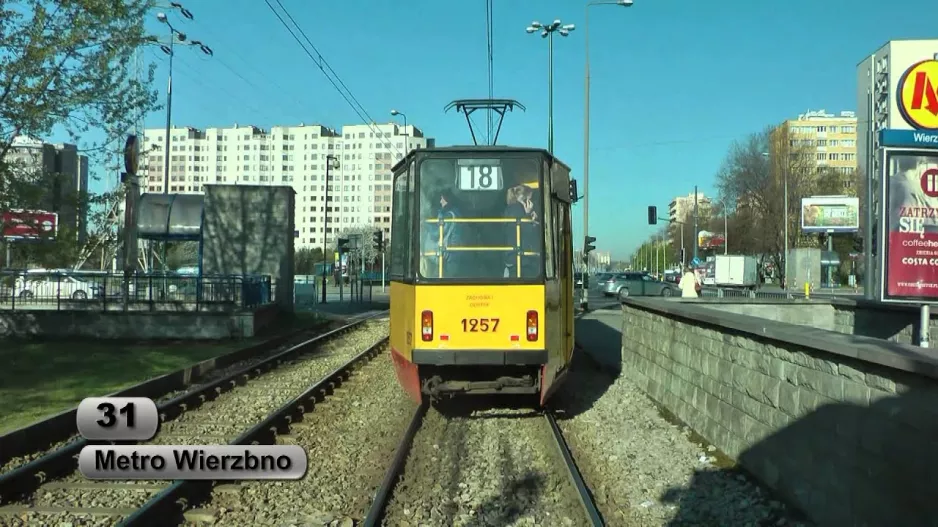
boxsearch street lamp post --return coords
[763,151,790,288]
[321,154,338,303]
[389,109,408,293]
[155,6,212,195]
[526,19,575,155]
[391,109,408,154]
[583,0,632,310]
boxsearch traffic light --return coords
[853,236,863,253]
[584,235,596,254]
[337,237,350,254]
[680,247,686,265]
[647,206,657,225]
[569,180,580,203]
[373,230,384,252]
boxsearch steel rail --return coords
[362,400,429,527]
[119,335,391,526]
[545,411,604,526]
[0,319,331,466]
[0,312,387,504]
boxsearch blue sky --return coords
[59,0,937,259]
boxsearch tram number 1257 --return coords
[461,318,499,332]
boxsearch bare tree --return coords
[332,225,383,266]
[714,126,819,280]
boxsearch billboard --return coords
[1,210,58,240]
[697,230,725,249]
[801,197,860,233]
[882,151,938,301]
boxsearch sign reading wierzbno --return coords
[78,445,308,480]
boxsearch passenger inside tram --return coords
[418,157,544,280]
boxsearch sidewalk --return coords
[575,308,623,373]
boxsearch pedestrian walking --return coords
[678,266,700,298]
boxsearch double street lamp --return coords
[525,19,575,155]
[154,4,212,194]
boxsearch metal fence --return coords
[699,286,859,300]
[0,270,273,311]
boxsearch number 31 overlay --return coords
[76,397,160,441]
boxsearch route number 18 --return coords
[458,165,501,191]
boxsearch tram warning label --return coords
[78,445,308,480]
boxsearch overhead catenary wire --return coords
[264,0,403,157]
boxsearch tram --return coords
[388,99,578,406]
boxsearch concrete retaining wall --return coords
[701,298,938,345]
[0,304,279,339]
[621,298,938,526]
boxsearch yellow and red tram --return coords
[388,145,577,406]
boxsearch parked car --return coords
[602,272,679,301]
[14,270,100,300]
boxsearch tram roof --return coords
[392,145,571,174]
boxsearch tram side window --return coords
[418,156,544,280]
[389,167,410,280]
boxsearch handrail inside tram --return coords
[420,215,540,278]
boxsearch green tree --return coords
[1,0,158,266]
[295,247,325,275]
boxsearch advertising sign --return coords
[1,210,58,240]
[801,197,860,233]
[882,151,938,300]
[897,59,938,131]
[697,230,725,249]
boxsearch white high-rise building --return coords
[140,122,432,248]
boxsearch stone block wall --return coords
[621,299,938,526]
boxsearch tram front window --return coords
[418,156,544,281]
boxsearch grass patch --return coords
[0,313,328,434]
[0,339,261,434]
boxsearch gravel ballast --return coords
[1,320,389,526]
[0,320,340,478]
[381,405,586,527]
[199,349,414,526]
[553,352,812,526]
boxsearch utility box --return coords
[201,185,296,312]
[788,248,822,291]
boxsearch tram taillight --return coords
[421,310,434,341]
[526,310,538,342]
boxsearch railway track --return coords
[364,401,604,527]
[0,316,340,476]
[0,314,389,526]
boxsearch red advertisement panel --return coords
[885,153,938,299]
[1,210,58,240]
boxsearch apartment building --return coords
[7,136,90,243]
[781,109,858,185]
[668,191,712,225]
[140,122,432,248]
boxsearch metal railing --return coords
[0,270,273,311]
[699,286,859,300]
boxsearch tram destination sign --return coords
[456,158,503,191]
